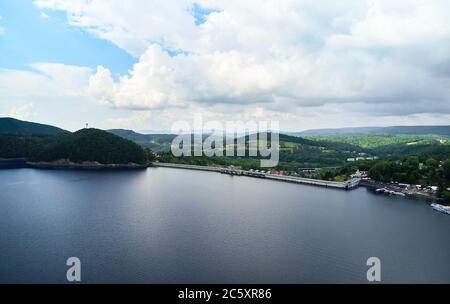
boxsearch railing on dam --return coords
[266,174,360,189]
[152,162,360,190]
[152,162,223,172]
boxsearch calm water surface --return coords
[0,168,449,283]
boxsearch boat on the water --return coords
[375,188,406,197]
[393,191,406,197]
[431,203,450,215]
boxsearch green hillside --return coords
[305,134,449,148]
[1,118,449,174]
[0,134,55,159]
[0,117,68,136]
[36,129,148,165]
[156,133,368,170]
[108,129,176,152]
[296,125,450,136]
[0,124,149,165]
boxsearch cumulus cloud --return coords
[0,64,92,100]
[35,0,450,118]
[101,111,152,130]
[32,63,93,95]
[0,64,99,131]
[35,0,200,56]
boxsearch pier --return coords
[152,162,360,190]
[266,174,360,190]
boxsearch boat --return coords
[393,191,406,197]
[375,188,406,197]
[431,203,450,215]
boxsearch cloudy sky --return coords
[1,0,450,132]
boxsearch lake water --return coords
[0,168,449,283]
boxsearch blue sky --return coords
[0,0,135,75]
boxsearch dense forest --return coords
[297,125,450,136]
[156,133,365,169]
[0,117,67,136]
[339,157,450,203]
[154,133,450,203]
[0,134,55,159]
[108,129,176,153]
[35,129,149,165]
[305,134,448,150]
[0,128,149,165]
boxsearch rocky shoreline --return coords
[360,179,441,203]
[0,158,150,170]
[0,158,28,169]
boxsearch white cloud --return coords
[100,111,152,130]
[0,15,5,35]
[9,103,35,121]
[326,1,450,49]
[0,64,92,99]
[32,63,93,95]
[1,62,449,132]
[40,12,50,19]
[35,0,450,119]
[0,0,440,131]
[0,64,99,131]
[0,63,158,131]
[35,0,200,57]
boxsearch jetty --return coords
[152,162,360,190]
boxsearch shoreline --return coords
[0,159,150,170]
[0,159,447,205]
[0,159,361,190]
[28,162,150,170]
[153,163,447,205]
[152,162,360,190]
[360,179,440,204]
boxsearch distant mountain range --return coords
[293,126,450,136]
[107,129,176,153]
[2,118,450,169]
[0,117,68,136]
[3,117,449,139]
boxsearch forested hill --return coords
[34,129,148,164]
[1,117,449,169]
[0,117,68,136]
[296,125,450,136]
[0,127,149,165]
[108,129,176,152]
[278,134,364,152]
